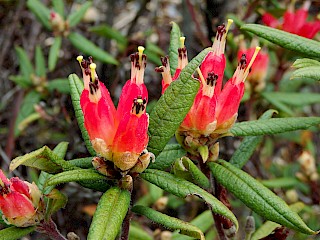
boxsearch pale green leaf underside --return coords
[209,160,318,235]
[67,2,92,27]
[0,226,35,240]
[132,205,204,240]
[169,22,182,76]
[292,58,320,69]
[141,169,238,231]
[291,66,320,81]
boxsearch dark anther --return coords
[130,54,135,62]
[88,56,93,63]
[206,72,218,86]
[89,81,99,95]
[217,24,226,40]
[178,47,187,59]
[239,54,247,69]
[155,66,164,72]
[132,95,147,115]
[161,56,169,67]
[0,183,10,195]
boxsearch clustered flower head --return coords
[0,170,44,227]
[262,1,320,39]
[237,38,269,92]
[77,47,152,175]
[156,20,261,162]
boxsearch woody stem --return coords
[36,218,67,240]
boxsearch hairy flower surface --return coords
[157,20,260,161]
[262,1,320,39]
[78,47,151,173]
[0,170,43,227]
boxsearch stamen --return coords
[206,72,218,87]
[180,37,185,48]
[212,20,233,55]
[90,63,97,83]
[138,46,145,66]
[0,179,4,188]
[225,19,233,37]
[196,68,206,86]
[77,55,84,69]
[132,96,147,116]
[243,46,261,80]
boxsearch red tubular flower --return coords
[0,170,43,227]
[165,20,261,161]
[237,41,269,92]
[262,1,320,39]
[78,47,151,173]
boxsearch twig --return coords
[36,218,67,240]
[120,209,132,240]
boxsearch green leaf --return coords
[68,32,118,65]
[230,117,320,136]
[148,48,211,157]
[68,157,93,169]
[45,169,106,186]
[260,177,302,189]
[292,58,320,69]
[35,46,46,77]
[90,24,128,46]
[229,109,277,168]
[15,91,41,136]
[15,46,33,83]
[132,205,204,240]
[172,210,214,240]
[37,142,69,193]
[9,75,31,88]
[88,187,130,240]
[48,36,62,71]
[45,189,68,219]
[47,78,70,94]
[10,145,77,174]
[172,157,210,189]
[291,66,320,81]
[0,226,35,240]
[209,160,318,235]
[149,143,186,170]
[27,0,51,30]
[67,1,92,27]
[169,22,182,76]
[68,73,96,155]
[129,224,153,240]
[241,24,320,59]
[251,202,305,240]
[52,0,64,17]
[140,169,238,230]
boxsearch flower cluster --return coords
[157,20,260,162]
[262,1,320,39]
[0,170,44,227]
[77,47,152,174]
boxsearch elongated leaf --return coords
[67,2,92,27]
[173,157,210,189]
[68,157,93,168]
[260,177,302,189]
[27,0,51,30]
[129,224,153,240]
[169,22,182,76]
[15,90,41,136]
[140,169,238,230]
[292,58,320,69]
[47,78,70,94]
[149,143,186,170]
[251,202,305,240]
[9,75,30,88]
[48,36,62,71]
[45,189,67,219]
[0,226,35,240]
[10,146,77,174]
[291,66,320,81]
[230,117,320,136]
[148,48,211,156]
[38,142,69,193]
[52,0,64,17]
[265,92,320,107]
[132,205,204,240]
[172,210,213,240]
[241,24,320,59]
[68,32,118,65]
[45,169,106,187]
[209,160,318,235]
[262,93,295,115]
[15,47,33,83]
[35,45,46,77]
[88,187,130,240]
[90,24,128,46]
[68,73,96,155]
[229,109,276,168]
